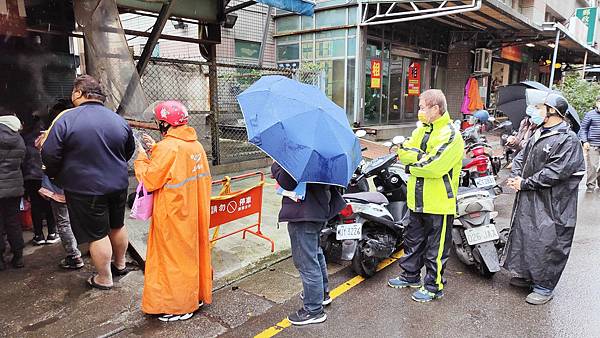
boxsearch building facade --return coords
[274,0,600,127]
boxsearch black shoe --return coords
[287,308,327,326]
[0,259,5,271]
[32,235,46,246]
[509,277,532,288]
[11,252,24,269]
[300,291,332,306]
[59,256,84,270]
[45,233,60,244]
[111,263,133,277]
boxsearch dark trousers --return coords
[287,221,329,314]
[24,179,56,236]
[0,197,25,256]
[399,212,453,293]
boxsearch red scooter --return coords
[460,124,501,196]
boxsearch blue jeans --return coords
[287,221,329,315]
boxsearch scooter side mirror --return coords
[355,130,367,138]
[383,141,393,147]
[392,136,405,145]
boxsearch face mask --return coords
[418,111,429,124]
[526,105,545,125]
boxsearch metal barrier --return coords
[209,172,274,252]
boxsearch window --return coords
[235,40,261,59]
[318,59,346,108]
[316,39,345,58]
[316,8,347,28]
[301,15,313,30]
[348,6,357,25]
[277,44,300,61]
[302,42,314,60]
[276,16,300,33]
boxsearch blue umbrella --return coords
[237,75,362,187]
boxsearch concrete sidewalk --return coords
[127,167,293,289]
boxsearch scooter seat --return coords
[343,192,389,205]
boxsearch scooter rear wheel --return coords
[351,247,379,278]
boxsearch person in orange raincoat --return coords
[134,101,212,322]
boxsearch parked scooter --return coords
[321,136,409,277]
[347,131,370,193]
[452,187,508,278]
[460,122,502,196]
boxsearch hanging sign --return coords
[501,46,522,62]
[576,7,598,46]
[370,59,382,89]
[407,62,421,96]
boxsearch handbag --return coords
[130,182,153,220]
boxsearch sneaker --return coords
[388,276,422,289]
[509,277,532,289]
[158,312,194,322]
[45,233,60,244]
[287,308,327,326]
[32,235,46,245]
[526,291,554,305]
[299,291,332,306]
[59,256,84,270]
[586,187,595,193]
[0,259,5,271]
[411,287,443,303]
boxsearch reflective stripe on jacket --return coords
[397,112,464,215]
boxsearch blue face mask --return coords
[526,105,545,125]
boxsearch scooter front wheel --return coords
[351,247,379,278]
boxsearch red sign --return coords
[370,59,382,89]
[501,46,522,62]
[407,62,421,96]
[210,185,263,228]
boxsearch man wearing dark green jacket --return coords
[388,89,464,302]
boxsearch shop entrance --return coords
[364,42,426,126]
[388,55,424,123]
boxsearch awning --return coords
[256,0,315,16]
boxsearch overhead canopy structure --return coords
[116,0,224,22]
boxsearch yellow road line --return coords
[254,249,404,338]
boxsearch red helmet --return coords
[154,101,189,126]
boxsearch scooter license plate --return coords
[474,175,496,188]
[336,223,362,240]
[464,224,499,245]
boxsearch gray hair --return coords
[420,89,448,114]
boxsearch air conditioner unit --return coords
[474,48,492,74]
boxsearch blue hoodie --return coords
[41,102,135,195]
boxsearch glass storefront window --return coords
[277,35,300,43]
[316,39,345,59]
[316,8,346,28]
[235,40,261,60]
[301,15,313,30]
[347,37,356,57]
[348,28,356,37]
[277,44,300,61]
[346,58,355,121]
[364,40,383,125]
[348,7,357,25]
[302,42,314,60]
[315,29,346,40]
[319,59,346,109]
[276,16,300,33]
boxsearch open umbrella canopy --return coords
[237,75,361,187]
[496,81,580,133]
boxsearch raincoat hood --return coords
[166,124,197,142]
[0,115,22,132]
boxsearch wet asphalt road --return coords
[224,187,600,338]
